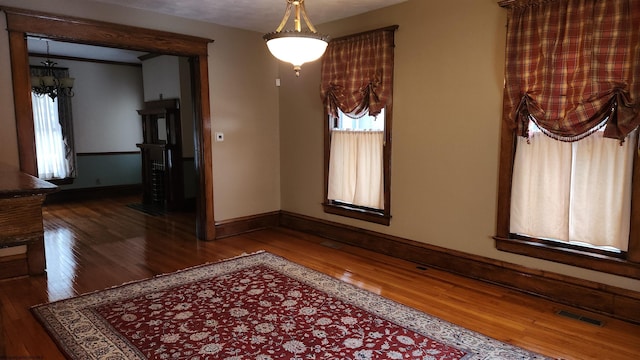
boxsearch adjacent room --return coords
[0,0,638,359]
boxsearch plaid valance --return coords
[502,0,640,141]
[320,26,398,120]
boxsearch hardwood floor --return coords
[1,195,639,359]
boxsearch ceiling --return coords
[27,37,148,64]
[28,0,407,63]
[87,0,408,33]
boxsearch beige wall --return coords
[0,0,281,221]
[142,55,181,102]
[278,0,640,292]
[31,56,144,153]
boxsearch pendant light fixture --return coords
[31,41,75,101]
[263,0,329,77]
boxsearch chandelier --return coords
[31,41,75,101]
[263,0,329,77]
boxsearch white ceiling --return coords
[87,0,408,33]
[28,37,148,64]
[28,0,407,63]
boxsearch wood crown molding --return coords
[0,6,212,56]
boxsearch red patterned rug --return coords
[32,251,550,359]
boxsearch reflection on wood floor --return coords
[1,195,639,359]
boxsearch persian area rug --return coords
[32,251,551,360]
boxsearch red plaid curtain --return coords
[502,0,640,141]
[320,27,397,120]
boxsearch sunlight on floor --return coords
[44,227,77,301]
[340,271,381,295]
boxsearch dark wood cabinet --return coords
[0,165,58,279]
[136,99,183,211]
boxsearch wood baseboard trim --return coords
[214,211,280,239]
[279,211,640,324]
[45,184,142,204]
[0,255,29,280]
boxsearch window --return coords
[30,65,77,182]
[32,94,72,180]
[335,108,385,131]
[327,109,385,214]
[495,0,640,278]
[510,120,637,253]
[320,26,398,225]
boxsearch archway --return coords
[2,6,215,240]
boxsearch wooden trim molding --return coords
[214,212,280,239]
[44,184,142,204]
[192,55,215,240]
[76,151,140,156]
[322,203,390,225]
[495,237,640,279]
[1,7,210,55]
[278,211,640,324]
[8,30,36,175]
[29,52,143,67]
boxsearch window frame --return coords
[494,119,640,280]
[323,103,393,226]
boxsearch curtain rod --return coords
[498,0,557,8]
[330,25,399,42]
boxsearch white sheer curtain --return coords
[510,126,637,251]
[328,130,384,209]
[32,93,71,179]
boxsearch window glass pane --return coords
[328,108,385,211]
[336,108,385,131]
[32,93,71,179]
[511,120,636,252]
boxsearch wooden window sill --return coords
[323,203,390,226]
[494,236,640,280]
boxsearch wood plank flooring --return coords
[1,195,639,359]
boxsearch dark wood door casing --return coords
[1,6,216,240]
